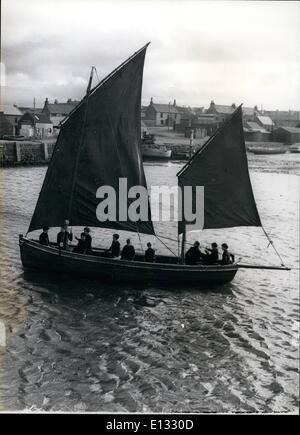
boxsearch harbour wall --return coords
[0,140,56,166]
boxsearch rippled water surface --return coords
[0,152,299,413]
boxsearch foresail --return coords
[28,44,154,235]
[177,106,261,234]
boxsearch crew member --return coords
[145,242,155,262]
[121,239,135,261]
[202,242,219,265]
[39,226,50,246]
[106,233,120,258]
[185,241,202,265]
[221,243,235,264]
[57,222,73,250]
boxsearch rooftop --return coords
[264,110,300,121]
[0,104,23,116]
[45,99,80,115]
[150,103,179,114]
[274,126,300,133]
[256,115,274,126]
[206,102,236,115]
[19,111,52,124]
[34,113,52,124]
[243,106,260,116]
[246,121,265,131]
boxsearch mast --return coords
[67,66,94,219]
[180,223,186,264]
[60,43,151,128]
[33,97,36,138]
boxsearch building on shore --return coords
[244,121,271,142]
[205,101,237,122]
[205,101,261,124]
[242,106,261,122]
[144,98,181,127]
[254,115,274,132]
[18,106,43,115]
[272,126,300,144]
[0,112,14,137]
[0,104,23,136]
[42,98,80,131]
[18,112,53,139]
[263,110,300,128]
[176,114,220,138]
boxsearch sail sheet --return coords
[177,106,261,234]
[28,45,154,235]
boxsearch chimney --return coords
[67,98,71,103]
[150,97,153,105]
[232,103,236,109]
[173,99,176,107]
[45,97,49,105]
[54,99,58,104]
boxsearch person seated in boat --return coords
[185,241,203,265]
[220,243,235,265]
[145,242,155,262]
[105,233,120,258]
[74,233,86,254]
[202,242,219,265]
[57,223,73,250]
[121,239,135,261]
[39,226,50,246]
[81,227,92,254]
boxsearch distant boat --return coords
[141,131,171,159]
[249,147,286,155]
[290,143,300,153]
[171,151,190,160]
[141,144,172,159]
[19,44,289,285]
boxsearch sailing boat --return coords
[19,44,289,285]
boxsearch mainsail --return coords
[177,106,261,234]
[28,44,154,235]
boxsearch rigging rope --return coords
[94,67,101,84]
[155,235,178,258]
[262,226,286,267]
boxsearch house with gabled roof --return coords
[206,101,260,123]
[18,112,53,139]
[264,110,300,128]
[0,104,23,136]
[144,98,181,127]
[272,126,300,144]
[255,115,274,132]
[205,101,237,122]
[42,98,80,127]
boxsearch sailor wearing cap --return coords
[39,226,50,246]
[106,233,120,258]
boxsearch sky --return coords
[1,0,300,110]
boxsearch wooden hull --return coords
[19,237,238,286]
[142,148,172,159]
[249,148,286,155]
[290,145,300,153]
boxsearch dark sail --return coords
[28,44,154,235]
[177,106,261,234]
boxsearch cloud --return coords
[1,0,300,109]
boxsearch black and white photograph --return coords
[0,0,299,418]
